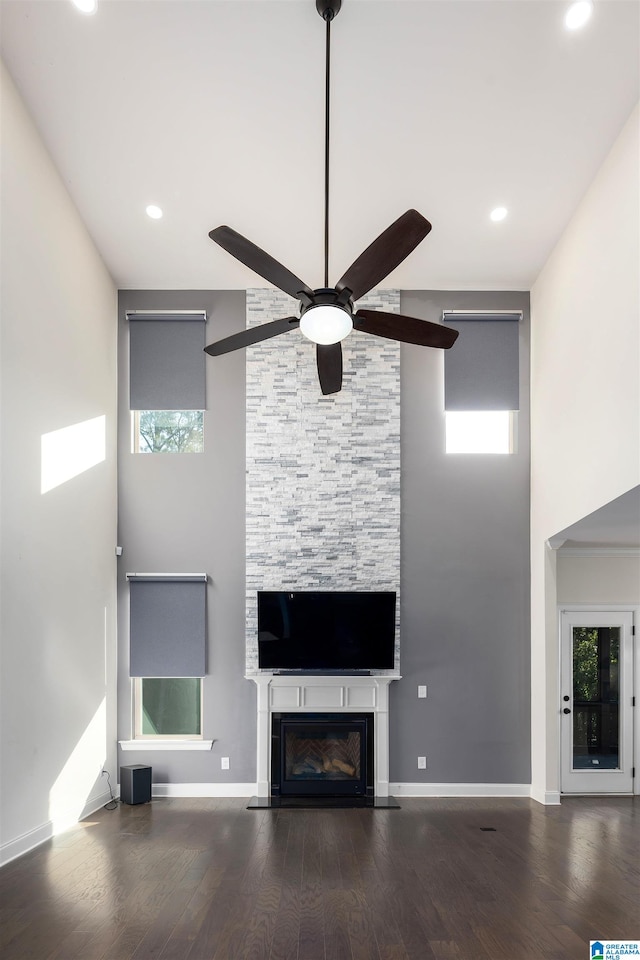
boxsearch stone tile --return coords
[246,288,401,675]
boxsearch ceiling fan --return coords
[204,0,458,395]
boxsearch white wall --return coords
[557,553,640,604]
[530,104,640,803]
[0,62,118,863]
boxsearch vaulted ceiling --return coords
[1,0,638,292]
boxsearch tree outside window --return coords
[133,410,204,453]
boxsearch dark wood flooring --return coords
[1,796,638,960]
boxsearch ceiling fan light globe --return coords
[299,305,353,345]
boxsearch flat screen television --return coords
[257,590,396,672]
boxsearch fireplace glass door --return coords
[286,729,361,781]
[272,713,374,798]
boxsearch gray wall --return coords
[393,290,530,784]
[117,290,252,783]
[117,288,530,787]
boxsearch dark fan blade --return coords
[209,226,314,303]
[316,343,343,395]
[205,316,300,356]
[355,309,459,349]
[336,210,432,301]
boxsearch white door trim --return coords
[559,606,637,795]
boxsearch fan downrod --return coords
[204,0,448,397]
[316,0,341,21]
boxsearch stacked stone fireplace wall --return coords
[245,287,401,675]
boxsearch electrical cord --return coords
[102,769,119,810]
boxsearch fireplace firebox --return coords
[271,713,374,802]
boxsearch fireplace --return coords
[271,713,374,803]
[249,674,398,802]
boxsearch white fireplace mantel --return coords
[249,673,400,798]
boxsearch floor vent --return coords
[480,827,497,831]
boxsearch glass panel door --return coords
[571,626,620,770]
[561,611,633,794]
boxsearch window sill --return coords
[119,740,213,752]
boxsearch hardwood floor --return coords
[1,796,638,960]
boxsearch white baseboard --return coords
[0,789,114,867]
[141,782,557,802]
[150,782,257,798]
[529,785,561,805]
[0,820,54,867]
[81,788,117,818]
[390,782,532,799]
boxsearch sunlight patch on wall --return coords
[41,415,106,493]
[48,697,106,834]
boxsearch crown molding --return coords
[557,546,640,558]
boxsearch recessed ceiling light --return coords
[490,207,508,223]
[565,1,594,30]
[145,205,163,220]
[71,0,97,14]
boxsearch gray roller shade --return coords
[128,311,206,410]
[443,312,520,411]
[129,577,207,677]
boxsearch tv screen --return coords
[257,591,396,671]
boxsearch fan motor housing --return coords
[300,288,354,319]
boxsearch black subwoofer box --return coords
[120,764,152,805]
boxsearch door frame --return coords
[558,604,638,796]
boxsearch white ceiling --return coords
[0,0,638,292]
[554,486,640,548]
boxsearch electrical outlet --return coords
[221,757,230,770]
[418,685,427,698]
[417,756,427,769]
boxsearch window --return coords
[127,310,206,454]
[128,575,207,742]
[134,678,202,739]
[131,410,204,453]
[445,410,513,454]
[443,310,521,455]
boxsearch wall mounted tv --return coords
[257,591,396,672]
